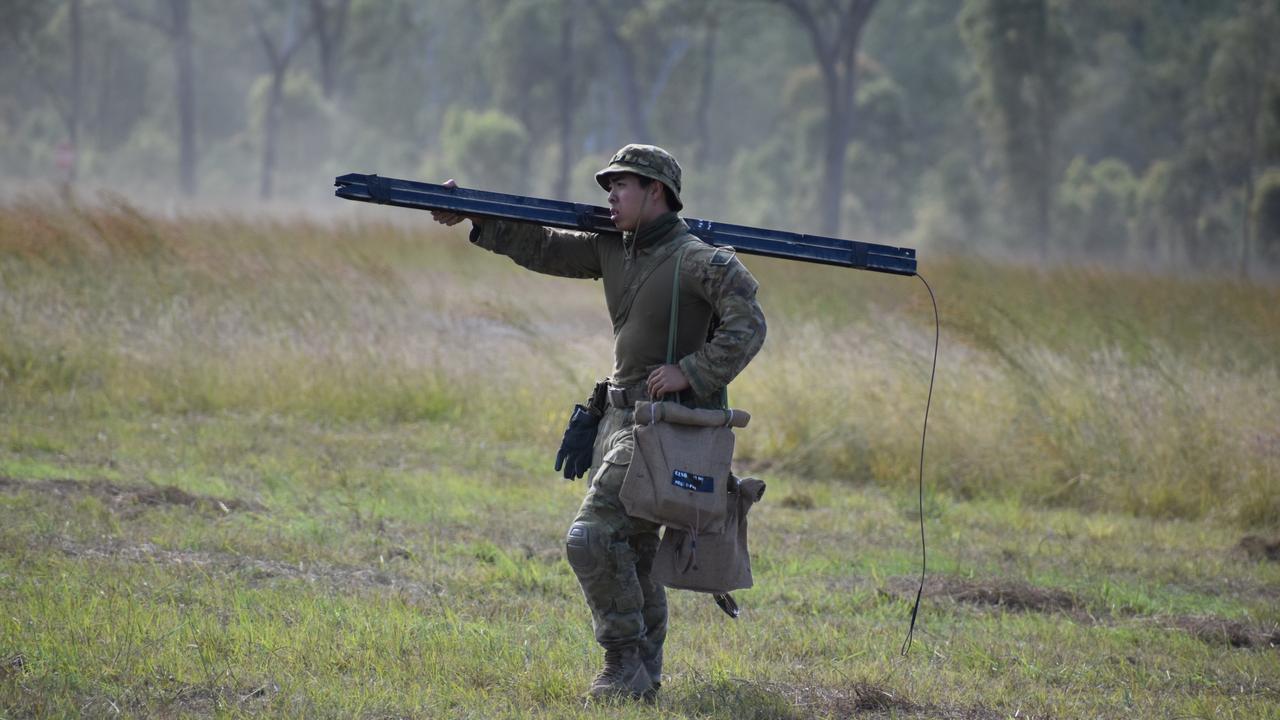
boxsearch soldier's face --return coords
[607,174,659,231]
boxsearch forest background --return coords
[4,0,1280,274]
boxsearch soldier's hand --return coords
[646,364,691,399]
[430,179,474,226]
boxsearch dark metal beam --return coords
[335,173,917,275]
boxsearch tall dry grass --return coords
[1,196,1276,526]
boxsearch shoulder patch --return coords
[709,246,737,266]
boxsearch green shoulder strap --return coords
[664,242,690,367]
[664,241,729,409]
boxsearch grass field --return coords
[1,197,1277,718]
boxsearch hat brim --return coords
[594,164,683,211]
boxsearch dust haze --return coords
[2,0,1278,275]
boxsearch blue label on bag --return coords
[672,469,715,493]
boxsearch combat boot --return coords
[588,645,653,701]
[639,645,663,699]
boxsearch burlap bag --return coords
[653,477,765,593]
[618,401,750,535]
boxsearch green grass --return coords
[1,197,1277,718]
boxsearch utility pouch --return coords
[587,378,609,416]
[618,401,749,534]
[652,476,766,595]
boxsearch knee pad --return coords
[565,521,603,578]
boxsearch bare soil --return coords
[889,575,1084,616]
[1165,615,1280,650]
[1238,534,1280,562]
[0,476,265,516]
[45,537,445,601]
[889,574,1280,653]
[768,679,1009,719]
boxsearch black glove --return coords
[555,404,600,480]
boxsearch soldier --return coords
[431,144,766,701]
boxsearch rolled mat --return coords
[634,401,751,428]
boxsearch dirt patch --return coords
[50,538,445,600]
[170,680,279,713]
[0,476,264,515]
[889,575,1084,616]
[768,680,1006,719]
[775,681,919,716]
[1237,534,1280,562]
[887,575,1279,654]
[1168,615,1280,650]
[778,492,816,510]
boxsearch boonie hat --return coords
[595,143,683,211]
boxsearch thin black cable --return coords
[901,272,938,656]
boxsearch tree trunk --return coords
[817,58,858,237]
[261,69,284,199]
[68,0,82,184]
[1239,3,1275,279]
[310,0,351,100]
[775,0,878,237]
[693,11,718,167]
[552,1,575,199]
[1032,1,1053,257]
[254,0,307,201]
[585,0,649,142]
[171,0,197,196]
[1241,174,1255,278]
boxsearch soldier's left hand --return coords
[430,179,474,226]
[646,364,691,399]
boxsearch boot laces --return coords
[596,648,628,681]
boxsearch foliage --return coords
[437,107,530,194]
[0,0,1278,271]
[959,0,1072,254]
[1133,159,1204,266]
[246,70,328,191]
[1253,168,1280,262]
[1055,156,1137,254]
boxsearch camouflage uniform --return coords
[468,144,766,688]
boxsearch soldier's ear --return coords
[651,180,667,205]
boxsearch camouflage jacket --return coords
[469,212,766,403]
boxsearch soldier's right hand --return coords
[430,179,474,226]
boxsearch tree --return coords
[582,0,694,147]
[1200,0,1280,276]
[768,0,879,236]
[439,107,529,193]
[960,0,1070,256]
[116,0,199,196]
[552,0,581,199]
[1133,157,1213,267]
[308,0,350,100]
[482,0,583,196]
[691,2,722,167]
[1055,156,1137,255]
[1,2,85,183]
[1253,169,1280,265]
[251,0,312,199]
[67,0,82,184]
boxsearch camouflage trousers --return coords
[564,405,667,675]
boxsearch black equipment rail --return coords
[335,173,916,275]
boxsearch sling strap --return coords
[663,241,729,408]
[665,243,690,368]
